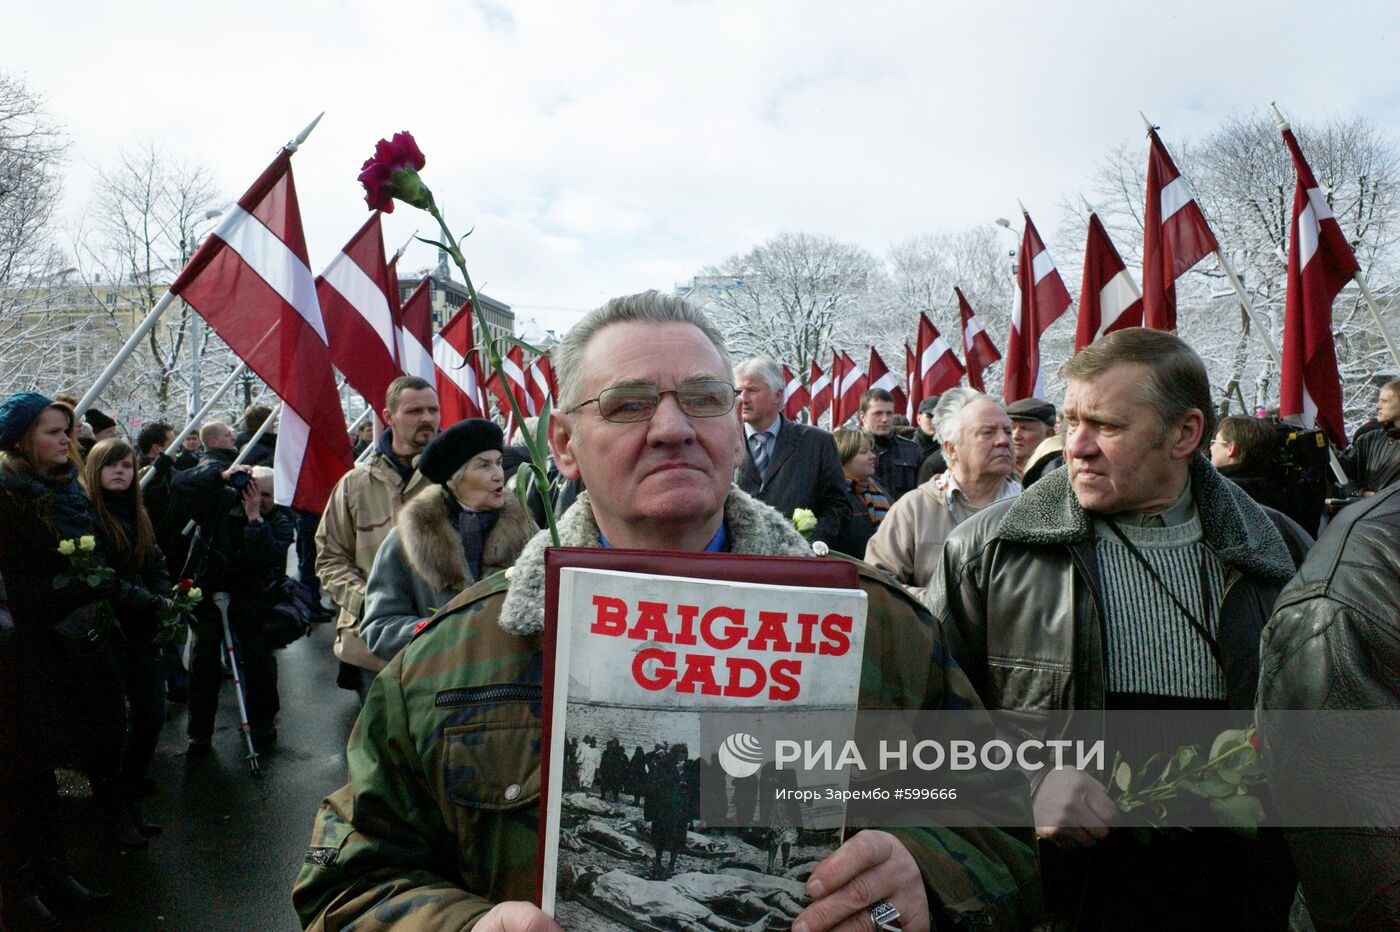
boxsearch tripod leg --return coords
[216,598,260,777]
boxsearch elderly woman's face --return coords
[449,450,506,511]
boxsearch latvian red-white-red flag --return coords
[868,347,905,415]
[316,214,401,413]
[486,344,531,418]
[904,343,919,419]
[432,299,488,426]
[396,279,436,382]
[915,313,966,398]
[808,360,832,426]
[957,287,1000,393]
[525,354,556,416]
[1076,212,1144,351]
[780,364,810,421]
[1004,211,1071,402]
[170,151,351,511]
[1279,123,1359,447]
[1142,128,1219,332]
[831,350,868,427]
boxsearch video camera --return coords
[1266,420,1331,534]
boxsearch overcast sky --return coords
[6,0,1397,335]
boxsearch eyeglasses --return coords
[568,380,737,423]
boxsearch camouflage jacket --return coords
[293,487,1040,930]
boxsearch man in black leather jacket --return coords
[1257,482,1400,930]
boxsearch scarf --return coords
[443,487,501,581]
[0,455,98,544]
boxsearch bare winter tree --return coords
[73,143,225,418]
[883,226,1018,397]
[690,232,886,375]
[0,70,75,397]
[1066,113,1399,426]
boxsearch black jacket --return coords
[735,417,847,544]
[872,432,924,502]
[100,508,172,644]
[1217,462,1288,514]
[159,448,241,587]
[1338,425,1400,493]
[1257,483,1400,930]
[234,429,278,468]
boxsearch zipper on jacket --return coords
[434,684,542,708]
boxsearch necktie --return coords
[750,431,770,474]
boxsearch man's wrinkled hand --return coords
[792,829,930,932]
[473,901,563,932]
[1033,767,1118,848]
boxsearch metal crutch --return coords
[212,592,261,776]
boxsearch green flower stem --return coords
[423,200,561,546]
[1114,732,1263,815]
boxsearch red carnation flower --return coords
[357,131,431,213]
[177,578,194,593]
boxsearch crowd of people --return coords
[2,289,1398,930]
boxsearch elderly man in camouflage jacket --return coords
[293,292,1041,931]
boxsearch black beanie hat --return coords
[84,407,117,433]
[418,419,504,484]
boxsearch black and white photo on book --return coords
[541,566,868,931]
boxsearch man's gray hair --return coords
[733,357,785,394]
[554,290,732,409]
[1059,328,1215,451]
[933,388,997,448]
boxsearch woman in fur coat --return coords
[359,419,535,662]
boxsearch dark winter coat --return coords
[234,428,277,468]
[98,503,172,645]
[359,488,535,662]
[735,416,849,545]
[1258,482,1400,930]
[872,431,924,502]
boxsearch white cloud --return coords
[5,0,1397,330]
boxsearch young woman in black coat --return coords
[82,437,174,844]
[0,394,115,928]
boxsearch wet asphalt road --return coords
[60,622,360,931]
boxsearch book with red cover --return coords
[537,545,856,923]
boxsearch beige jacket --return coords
[315,449,430,672]
[864,472,1019,602]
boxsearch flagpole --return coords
[140,359,249,489]
[1211,250,1281,368]
[1266,101,1400,372]
[76,291,179,417]
[1140,112,1281,367]
[1349,274,1400,371]
[78,113,327,418]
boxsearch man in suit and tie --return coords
[734,357,848,547]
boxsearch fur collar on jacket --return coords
[399,487,535,593]
[497,486,812,636]
[996,454,1295,582]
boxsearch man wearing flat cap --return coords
[1004,398,1056,482]
[295,291,1040,931]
